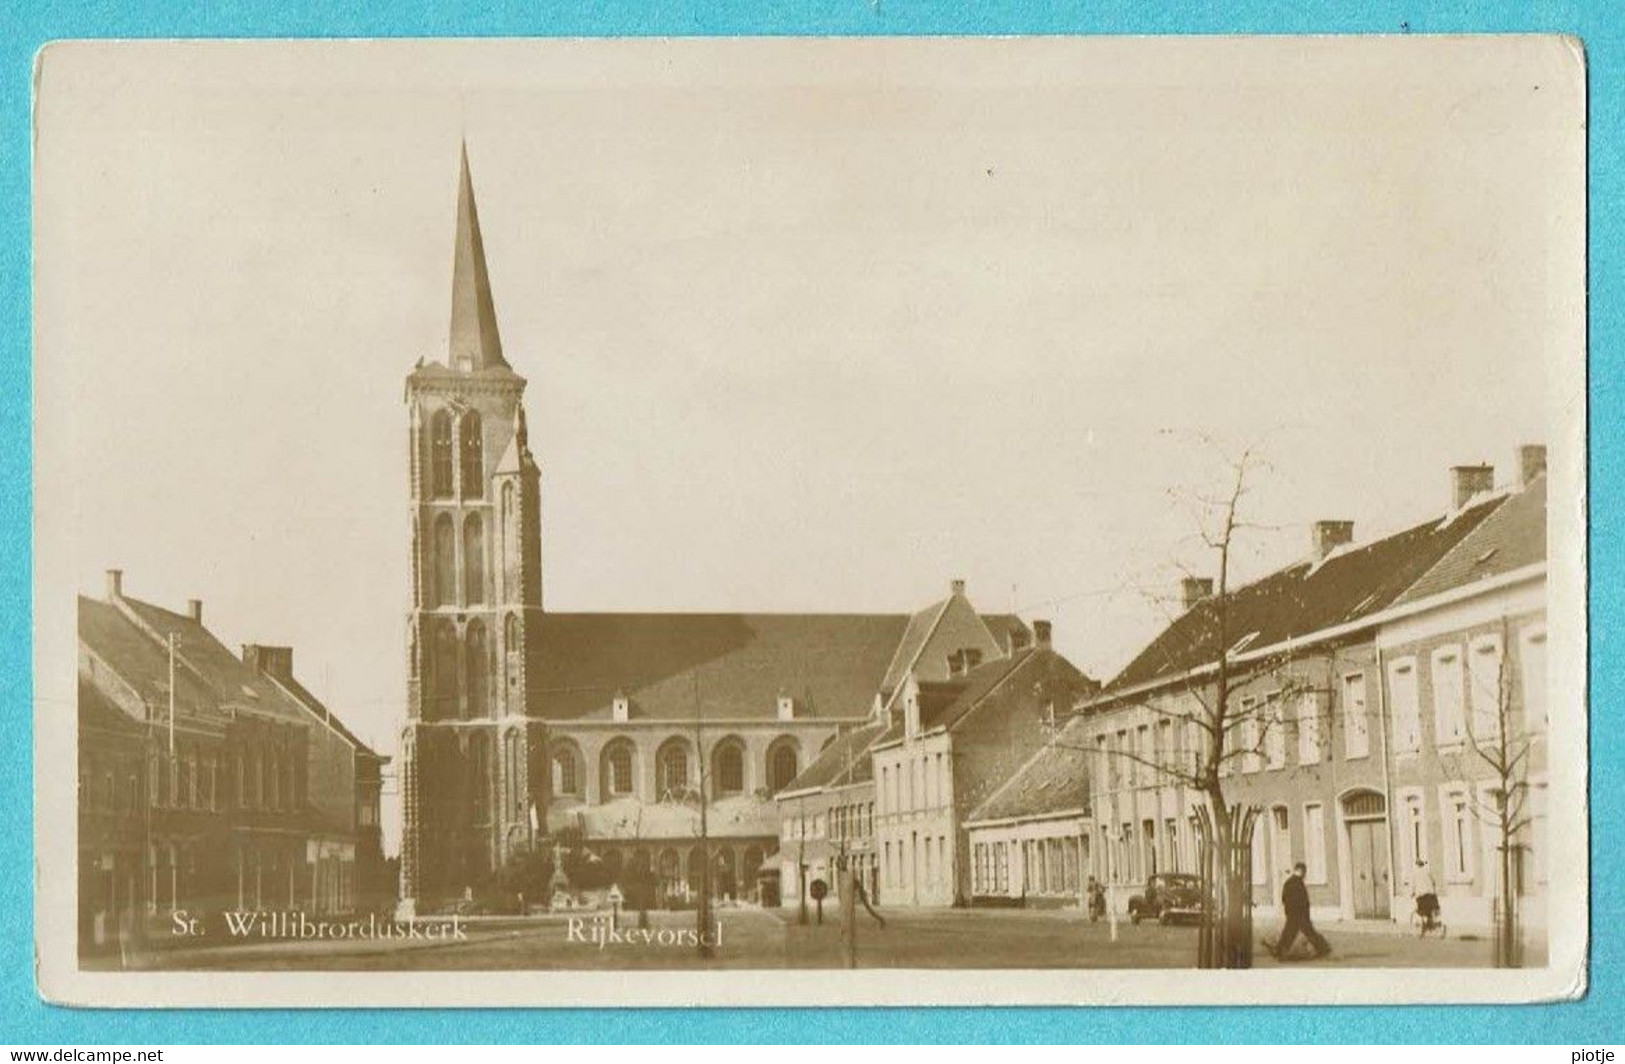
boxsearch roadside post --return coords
[841,866,858,968]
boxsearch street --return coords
[122,907,1545,971]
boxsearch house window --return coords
[1521,626,1548,730]
[1240,699,1260,773]
[1297,692,1321,766]
[1440,784,1475,882]
[1265,701,1286,770]
[1389,660,1421,753]
[1342,672,1369,758]
[1303,803,1327,884]
[1431,646,1467,746]
[1399,790,1427,870]
[1468,634,1505,741]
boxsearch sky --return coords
[35,37,1580,844]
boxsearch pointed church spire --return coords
[448,141,509,372]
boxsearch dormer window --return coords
[777,694,795,721]
[611,693,630,722]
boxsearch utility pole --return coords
[693,674,713,959]
[797,792,809,926]
[167,633,177,755]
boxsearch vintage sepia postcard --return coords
[32,34,1587,1007]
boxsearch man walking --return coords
[1266,861,1330,961]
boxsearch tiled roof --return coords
[526,611,1020,723]
[117,598,308,721]
[1394,477,1546,606]
[782,719,888,793]
[78,675,145,736]
[968,718,1093,823]
[78,596,219,719]
[877,600,949,697]
[80,594,379,760]
[1102,493,1511,696]
[877,646,1095,745]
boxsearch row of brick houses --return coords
[773,596,1098,909]
[77,572,388,956]
[965,449,1548,931]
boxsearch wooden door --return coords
[1348,821,1392,919]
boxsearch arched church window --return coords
[463,513,485,605]
[459,411,484,499]
[431,621,458,718]
[504,613,517,651]
[502,730,520,819]
[429,409,454,499]
[469,731,491,824]
[657,739,691,797]
[767,739,800,794]
[602,740,635,799]
[465,621,488,718]
[712,740,745,795]
[433,514,456,606]
[501,481,514,526]
[552,745,580,797]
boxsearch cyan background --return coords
[3,0,1614,1045]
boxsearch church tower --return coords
[398,145,547,912]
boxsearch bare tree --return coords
[1451,617,1537,967]
[1049,439,1337,967]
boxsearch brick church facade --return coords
[396,149,1031,913]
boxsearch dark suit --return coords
[1275,872,1329,958]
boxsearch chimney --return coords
[105,569,123,600]
[1451,464,1494,509]
[1518,444,1547,487]
[1311,520,1355,560]
[187,599,204,624]
[1180,577,1214,611]
[963,648,984,672]
[1033,619,1053,648]
[949,578,966,597]
[241,644,294,679]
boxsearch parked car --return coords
[1127,873,1206,925]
